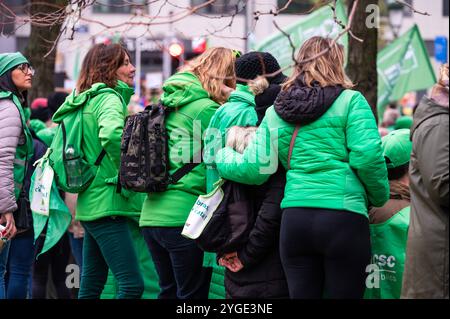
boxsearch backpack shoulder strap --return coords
[94,149,107,166]
[170,162,201,184]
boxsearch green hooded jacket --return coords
[52,81,145,221]
[139,72,219,227]
[204,84,258,192]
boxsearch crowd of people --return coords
[0,37,448,299]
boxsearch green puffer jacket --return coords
[204,84,258,192]
[139,72,219,227]
[203,84,258,299]
[52,81,145,221]
[216,89,389,217]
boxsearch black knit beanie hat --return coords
[235,51,287,85]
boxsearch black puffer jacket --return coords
[224,160,288,299]
[223,78,288,299]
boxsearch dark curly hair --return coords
[76,43,131,93]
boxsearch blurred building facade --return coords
[0,0,448,90]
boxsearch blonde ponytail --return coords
[248,76,270,96]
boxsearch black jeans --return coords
[142,227,212,299]
[280,207,371,299]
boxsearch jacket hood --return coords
[274,77,344,124]
[52,81,133,123]
[411,95,449,139]
[160,72,210,108]
[228,84,255,106]
[255,84,281,125]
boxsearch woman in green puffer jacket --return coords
[54,43,144,299]
[139,47,236,299]
[215,37,389,299]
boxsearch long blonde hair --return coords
[180,47,236,104]
[283,37,354,91]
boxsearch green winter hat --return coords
[382,129,413,169]
[395,116,413,130]
[0,52,29,77]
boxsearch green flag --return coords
[377,25,436,119]
[30,168,71,259]
[255,0,348,74]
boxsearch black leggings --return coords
[280,207,371,299]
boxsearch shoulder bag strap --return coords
[287,125,300,170]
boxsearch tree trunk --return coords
[24,0,68,104]
[346,0,379,123]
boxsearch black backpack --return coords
[195,181,256,254]
[119,103,199,192]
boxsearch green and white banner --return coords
[255,0,348,74]
[377,25,436,117]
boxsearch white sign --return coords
[30,163,54,216]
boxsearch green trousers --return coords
[101,217,160,299]
[79,216,144,299]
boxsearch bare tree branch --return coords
[395,0,431,16]
[331,0,363,42]
[273,20,297,66]
[207,0,361,84]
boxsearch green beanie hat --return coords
[382,129,413,169]
[395,116,413,130]
[0,52,29,77]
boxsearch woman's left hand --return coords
[219,252,244,272]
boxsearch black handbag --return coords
[195,181,256,254]
[13,189,31,231]
[14,144,32,231]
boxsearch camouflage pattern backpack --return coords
[119,103,199,193]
